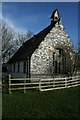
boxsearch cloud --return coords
[1,14,28,34]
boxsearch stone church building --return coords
[7,9,75,78]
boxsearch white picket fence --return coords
[8,74,80,93]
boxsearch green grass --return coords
[2,86,80,120]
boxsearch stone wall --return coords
[31,22,74,78]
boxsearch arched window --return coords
[53,48,66,74]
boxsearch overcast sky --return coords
[2,2,78,49]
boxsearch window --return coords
[14,64,15,72]
[18,62,20,72]
[53,49,64,74]
[23,61,26,73]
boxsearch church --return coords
[7,9,75,78]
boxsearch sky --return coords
[2,2,78,49]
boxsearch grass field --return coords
[2,86,80,120]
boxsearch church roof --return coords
[8,9,60,64]
[8,23,55,63]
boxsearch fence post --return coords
[53,78,55,88]
[39,79,41,91]
[75,76,78,86]
[65,77,67,88]
[9,74,11,94]
[24,76,26,93]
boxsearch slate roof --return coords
[8,21,57,64]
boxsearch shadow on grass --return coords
[2,86,80,119]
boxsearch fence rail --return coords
[39,76,80,91]
[7,74,80,93]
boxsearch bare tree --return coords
[1,19,33,63]
[16,31,33,46]
[2,20,14,63]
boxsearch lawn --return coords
[2,86,80,120]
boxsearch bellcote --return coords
[50,9,60,24]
